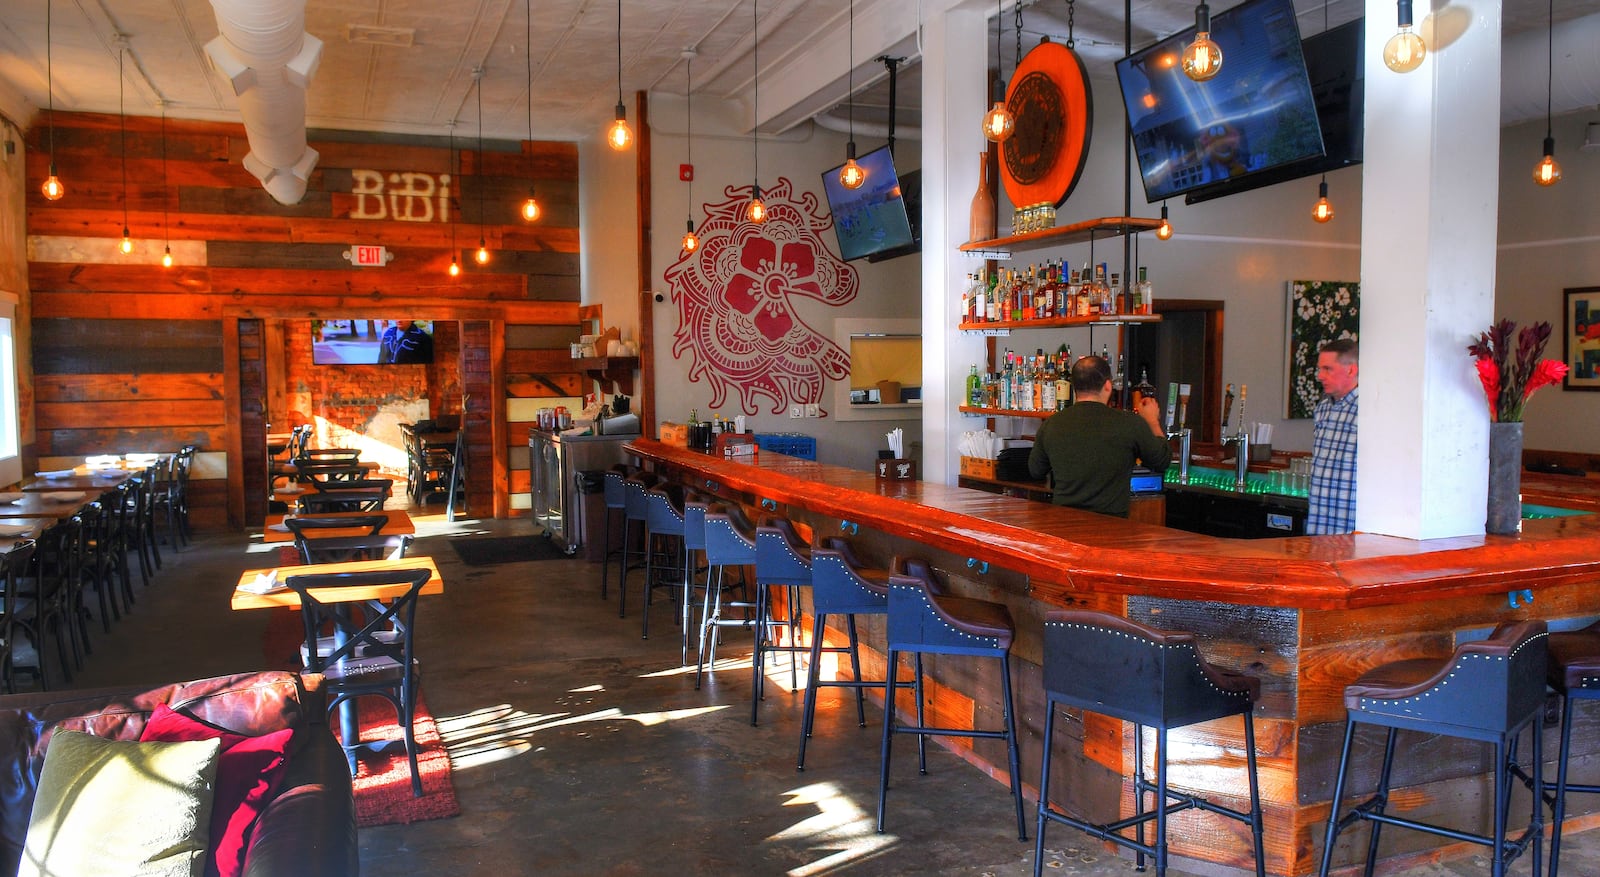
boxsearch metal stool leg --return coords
[1318,720,1358,877]
[876,647,899,834]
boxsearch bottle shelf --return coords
[959,314,1161,332]
[959,405,1055,420]
[959,216,1163,258]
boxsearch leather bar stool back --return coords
[797,539,918,771]
[1035,610,1264,877]
[752,518,813,726]
[640,484,689,647]
[599,464,636,601]
[616,472,659,619]
[696,507,757,690]
[1547,620,1600,876]
[1318,620,1548,877]
[877,572,1026,841]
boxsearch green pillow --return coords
[19,730,221,877]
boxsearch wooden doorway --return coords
[1128,300,1224,441]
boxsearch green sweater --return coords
[1027,402,1171,517]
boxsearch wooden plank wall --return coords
[24,112,588,525]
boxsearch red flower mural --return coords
[663,177,857,415]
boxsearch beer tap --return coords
[1164,383,1192,484]
[1220,383,1249,491]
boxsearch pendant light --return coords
[448,122,461,277]
[681,49,700,253]
[118,45,133,254]
[1382,0,1426,73]
[40,0,65,201]
[159,103,172,267]
[981,0,1015,142]
[1532,0,1562,186]
[746,0,766,225]
[1155,202,1173,241]
[1309,1,1333,223]
[520,0,541,222]
[1182,2,1223,82]
[607,0,633,150]
[474,70,490,265]
[837,0,865,189]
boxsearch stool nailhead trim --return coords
[1356,633,1549,714]
[1046,621,1250,699]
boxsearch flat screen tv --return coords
[821,145,919,263]
[311,319,434,365]
[1115,0,1326,204]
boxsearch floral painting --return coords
[1285,280,1359,419]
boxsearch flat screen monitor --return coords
[311,319,434,365]
[820,145,917,263]
[1115,0,1325,204]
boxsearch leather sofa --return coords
[0,670,356,877]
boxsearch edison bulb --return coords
[747,196,767,224]
[41,173,65,201]
[1312,197,1334,223]
[120,233,134,255]
[982,102,1015,142]
[161,247,173,268]
[1534,153,1562,186]
[608,104,633,151]
[475,244,490,265]
[448,260,461,277]
[1383,28,1426,73]
[521,196,541,222]
[681,219,699,253]
[1182,34,1223,81]
[1156,219,1173,241]
[839,158,866,190]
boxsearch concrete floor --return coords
[54,514,1600,876]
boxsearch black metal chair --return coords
[297,534,413,566]
[877,571,1026,841]
[284,566,431,797]
[1035,610,1264,877]
[0,540,39,694]
[14,520,80,687]
[1317,620,1548,877]
[1531,621,1600,877]
[299,483,391,514]
[283,515,395,564]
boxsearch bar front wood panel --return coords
[625,439,1600,876]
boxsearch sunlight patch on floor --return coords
[771,781,898,876]
[437,702,730,770]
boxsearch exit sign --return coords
[349,245,389,267]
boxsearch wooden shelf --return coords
[959,405,1054,420]
[575,355,639,396]
[959,313,1161,331]
[959,216,1162,256]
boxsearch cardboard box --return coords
[660,422,689,446]
[959,455,998,479]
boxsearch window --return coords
[0,304,20,486]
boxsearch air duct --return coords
[204,0,322,205]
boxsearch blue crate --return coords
[754,433,817,460]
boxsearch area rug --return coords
[449,534,569,565]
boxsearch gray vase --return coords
[1486,421,1523,535]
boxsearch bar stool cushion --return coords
[1342,658,1449,707]
[890,577,1014,652]
[1549,622,1600,692]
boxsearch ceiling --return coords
[0,0,1594,147]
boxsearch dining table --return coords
[261,509,415,543]
[0,491,96,519]
[0,518,58,546]
[22,470,135,493]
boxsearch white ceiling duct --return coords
[1501,10,1600,127]
[812,111,922,141]
[203,0,322,205]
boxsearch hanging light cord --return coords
[160,103,168,245]
[476,75,486,241]
[847,0,854,141]
[119,48,128,233]
[686,55,693,200]
[1544,0,1554,141]
[46,0,55,159]
[449,124,458,253]
[525,0,533,167]
[752,0,759,192]
[994,0,1002,91]
[616,0,624,105]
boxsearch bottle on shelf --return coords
[1138,267,1154,316]
[1133,367,1158,411]
[967,364,982,407]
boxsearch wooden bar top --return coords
[625,438,1600,611]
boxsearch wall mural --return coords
[663,177,857,415]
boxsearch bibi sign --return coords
[342,245,393,267]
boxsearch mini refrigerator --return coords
[529,429,634,554]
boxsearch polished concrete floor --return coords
[50,513,1600,876]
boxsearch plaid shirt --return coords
[1307,388,1358,535]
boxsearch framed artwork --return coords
[1284,279,1359,419]
[1564,286,1600,390]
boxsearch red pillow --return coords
[140,704,296,877]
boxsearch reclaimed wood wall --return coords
[24,111,589,526]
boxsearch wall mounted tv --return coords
[1116,0,1361,205]
[311,319,435,365]
[821,145,920,263]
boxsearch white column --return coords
[920,1,990,485]
[1356,0,1501,539]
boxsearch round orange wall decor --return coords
[1000,37,1093,209]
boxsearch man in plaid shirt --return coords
[1308,339,1358,535]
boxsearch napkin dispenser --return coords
[875,458,917,481]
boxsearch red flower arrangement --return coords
[1467,319,1568,422]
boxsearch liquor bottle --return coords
[1134,367,1158,411]
[1138,267,1154,316]
[960,278,970,324]
[1041,357,1057,410]
[1109,273,1122,316]
[967,364,982,408]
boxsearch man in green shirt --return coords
[1027,355,1171,517]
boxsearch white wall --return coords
[579,134,642,345]
[645,92,922,472]
[1494,111,1600,453]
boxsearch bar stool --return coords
[696,507,758,690]
[753,518,812,726]
[640,484,690,643]
[796,541,925,772]
[1533,620,1600,876]
[616,472,658,619]
[876,572,1026,840]
[1035,610,1264,877]
[1317,620,1547,877]
[599,464,636,601]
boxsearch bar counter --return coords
[625,438,1600,876]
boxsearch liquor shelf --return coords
[958,404,1053,420]
[959,216,1163,258]
[958,313,1161,331]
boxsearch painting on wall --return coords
[1284,279,1359,419]
[661,176,858,416]
[1563,286,1600,390]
